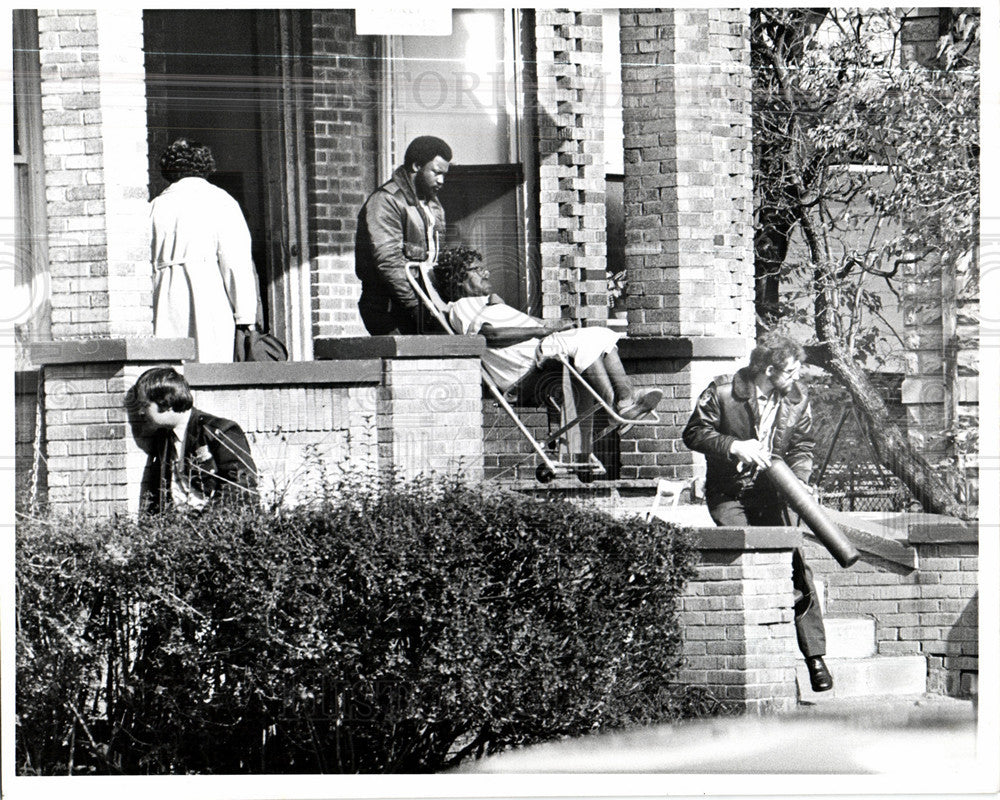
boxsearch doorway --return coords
[144,10,310,358]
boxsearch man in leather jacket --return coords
[355,136,451,335]
[682,334,833,692]
[134,367,258,514]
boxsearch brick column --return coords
[613,9,754,484]
[37,10,151,339]
[908,522,978,698]
[315,336,486,480]
[900,250,979,512]
[619,8,753,339]
[679,527,801,714]
[307,10,379,338]
[30,339,194,517]
[534,10,608,323]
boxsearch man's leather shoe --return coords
[806,656,833,692]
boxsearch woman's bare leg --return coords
[582,359,615,406]
[601,349,634,405]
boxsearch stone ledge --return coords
[689,526,802,551]
[185,360,382,387]
[618,336,747,361]
[315,335,486,360]
[908,519,979,544]
[30,337,195,365]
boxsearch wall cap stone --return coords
[315,335,486,360]
[30,338,195,365]
[908,518,979,544]
[688,526,802,550]
[185,360,382,387]
[619,336,747,360]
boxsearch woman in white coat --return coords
[150,138,259,363]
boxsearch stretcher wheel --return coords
[535,464,556,483]
[576,468,596,484]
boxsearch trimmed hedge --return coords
[16,476,702,774]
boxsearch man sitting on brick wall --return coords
[133,367,258,514]
[355,136,451,335]
[434,254,661,420]
[682,333,833,692]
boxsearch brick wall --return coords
[803,527,978,697]
[618,356,693,480]
[678,529,801,713]
[379,357,484,478]
[37,9,151,340]
[40,359,168,516]
[619,8,753,338]
[307,10,379,338]
[534,10,608,323]
[192,384,378,506]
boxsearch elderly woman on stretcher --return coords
[433,253,661,421]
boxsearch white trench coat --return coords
[150,177,259,363]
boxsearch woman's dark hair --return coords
[134,367,194,412]
[749,333,806,376]
[433,246,482,302]
[159,138,216,183]
[404,136,452,169]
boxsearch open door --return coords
[145,9,311,359]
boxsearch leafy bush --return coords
[16,475,700,774]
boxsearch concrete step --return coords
[797,655,926,702]
[824,617,877,659]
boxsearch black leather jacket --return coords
[355,166,445,320]
[682,367,815,499]
[143,408,258,513]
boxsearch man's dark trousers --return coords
[708,484,827,658]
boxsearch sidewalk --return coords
[461,693,977,774]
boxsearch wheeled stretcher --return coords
[405,261,659,483]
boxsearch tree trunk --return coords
[805,338,966,519]
[796,204,966,518]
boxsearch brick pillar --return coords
[37,10,151,339]
[901,250,979,512]
[679,528,801,714]
[619,8,753,339]
[379,357,484,479]
[534,10,608,323]
[315,336,486,480]
[908,522,978,698]
[30,339,194,517]
[615,9,753,484]
[307,9,379,338]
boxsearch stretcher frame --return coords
[405,261,660,483]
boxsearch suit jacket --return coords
[682,367,815,500]
[355,165,444,326]
[143,408,258,514]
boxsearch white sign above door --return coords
[355,8,453,36]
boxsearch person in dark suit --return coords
[682,333,833,692]
[134,367,258,513]
[355,136,451,335]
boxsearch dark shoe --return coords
[806,656,833,692]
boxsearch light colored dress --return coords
[448,296,621,391]
[150,177,258,363]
